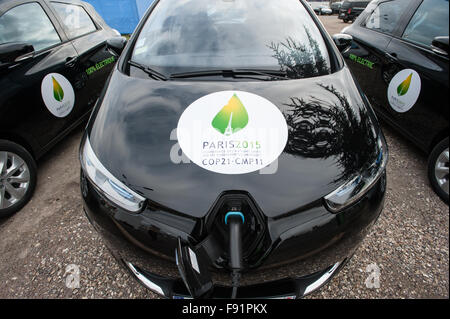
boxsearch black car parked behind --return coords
[338,0,370,23]
[0,0,121,217]
[341,0,449,203]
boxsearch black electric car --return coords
[0,0,121,217]
[341,0,449,203]
[80,0,388,299]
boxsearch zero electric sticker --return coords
[41,73,75,118]
[387,69,421,113]
[177,91,288,175]
[349,54,375,69]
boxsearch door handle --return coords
[65,56,78,68]
[385,52,398,62]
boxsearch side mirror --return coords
[332,33,353,52]
[111,29,121,37]
[0,42,34,67]
[431,36,449,56]
[106,37,127,56]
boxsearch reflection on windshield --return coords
[268,28,331,79]
[283,84,378,183]
[131,0,331,78]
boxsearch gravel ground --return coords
[0,15,448,299]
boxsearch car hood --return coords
[88,67,379,218]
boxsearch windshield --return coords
[131,0,332,79]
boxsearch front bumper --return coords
[125,259,346,299]
[81,170,386,298]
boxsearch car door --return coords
[48,1,117,116]
[344,0,418,110]
[0,0,80,152]
[382,0,449,151]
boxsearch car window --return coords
[131,0,332,79]
[364,0,410,35]
[0,2,61,51]
[51,2,97,39]
[402,0,449,47]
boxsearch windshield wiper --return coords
[128,60,168,81]
[169,69,288,81]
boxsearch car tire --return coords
[428,137,449,204]
[0,140,37,218]
[343,19,348,23]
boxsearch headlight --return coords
[80,136,145,212]
[324,134,388,213]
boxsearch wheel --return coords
[428,137,449,204]
[343,19,348,23]
[0,140,37,217]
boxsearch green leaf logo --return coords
[397,73,412,96]
[212,94,249,136]
[52,76,64,102]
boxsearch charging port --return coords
[225,209,245,298]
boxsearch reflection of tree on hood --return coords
[283,84,378,183]
[268,28,330,79]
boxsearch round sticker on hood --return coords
[387,69,421,113]
[177,91,288,175]
[41,73,75,117]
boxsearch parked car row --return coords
[311,1,368,21]
[0,0,448,300]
